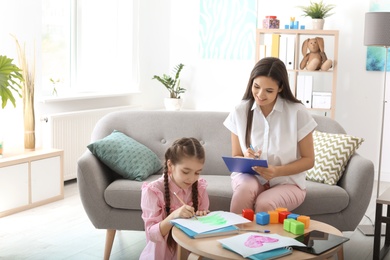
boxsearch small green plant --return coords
[50,78,60,96]
[298,0,335,19]
[152,63,185,99]
[0,55,23,108]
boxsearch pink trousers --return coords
[230,173,306,214]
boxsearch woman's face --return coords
[168,157,203,190]
[252,76,281,114]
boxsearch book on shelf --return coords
[173,223,239,239]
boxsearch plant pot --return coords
[312,19,325,30]
[164,98,183,111]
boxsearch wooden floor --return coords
[1,179,390,260]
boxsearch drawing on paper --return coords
[198,212,227,226]
[244,235,279,248]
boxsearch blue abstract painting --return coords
[199,0,257,60]
[366,0,390,71]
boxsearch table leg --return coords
[337,245,344,260]
[380,205,390,259]
[187,253,202,260]
[374,203,383,259]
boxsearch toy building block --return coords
[290,220,305,235]
[242,208,254,221]
[297,215,310,228]
[287,213,299,220]
[276,207,288,212]
[256,212,270,225]
[278,211,291,223]
[268,211,279,224]
[283,218,293,232]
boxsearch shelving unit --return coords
[0,149,64,217]
[256,29,339,118]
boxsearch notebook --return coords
[222,156,268,175]
[247,247,293,260]
[173,223,239,239]
[292,230,349,255]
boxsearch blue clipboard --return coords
[222,156,268,175]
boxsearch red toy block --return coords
[278,211,291,223]
[242,208,254,221]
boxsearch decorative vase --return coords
[312,19,325,30]
[24,94,35,150]
[164,98,183,111]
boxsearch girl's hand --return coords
[252,165,278,181]
[172,205,196,219]
[195,210,210,216]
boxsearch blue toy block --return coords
[287,213,299,220]
[256,212,270,225]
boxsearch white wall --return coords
[144,0,389,182]
[1,0,389,182]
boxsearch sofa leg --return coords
[104,229,116,260]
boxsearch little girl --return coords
[140,137,210,260]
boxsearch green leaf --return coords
[0,55,23,108]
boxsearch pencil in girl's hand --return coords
[173,191,198,220]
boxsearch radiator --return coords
[42,106,137,181]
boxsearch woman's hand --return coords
[252,165,278,181]
[245,147,262,159]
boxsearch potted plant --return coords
[297,0,336,29]
[152,63,185,110]
[0,55,23,109]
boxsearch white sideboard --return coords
[0,149,64,217]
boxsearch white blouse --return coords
[223,97,317,189]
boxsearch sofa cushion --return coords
[105,175,161,209]
[294,180,349,215]
[306,130,364,185]
[104,175,234,211]
[87,130,162,181]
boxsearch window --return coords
[42,0,138,97]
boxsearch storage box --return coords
[312,92,331,109]
[263,16,280,29]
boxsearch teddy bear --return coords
[300,37,332,71]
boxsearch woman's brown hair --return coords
[242,57,301,147]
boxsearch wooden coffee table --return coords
[173,219,345,260]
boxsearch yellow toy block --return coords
[268,210,279,224]
[297,215,310,228]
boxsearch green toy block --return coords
[283,218,293,232]
[290,220,305,235]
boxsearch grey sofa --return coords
[77,110,374,259]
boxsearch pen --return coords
[173,191,198,220]
[239,229,271,233]
[250,144,259,159]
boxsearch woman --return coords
[224,57,317,214]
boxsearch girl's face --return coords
[252,76,281,115]
[168,157,203,190]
